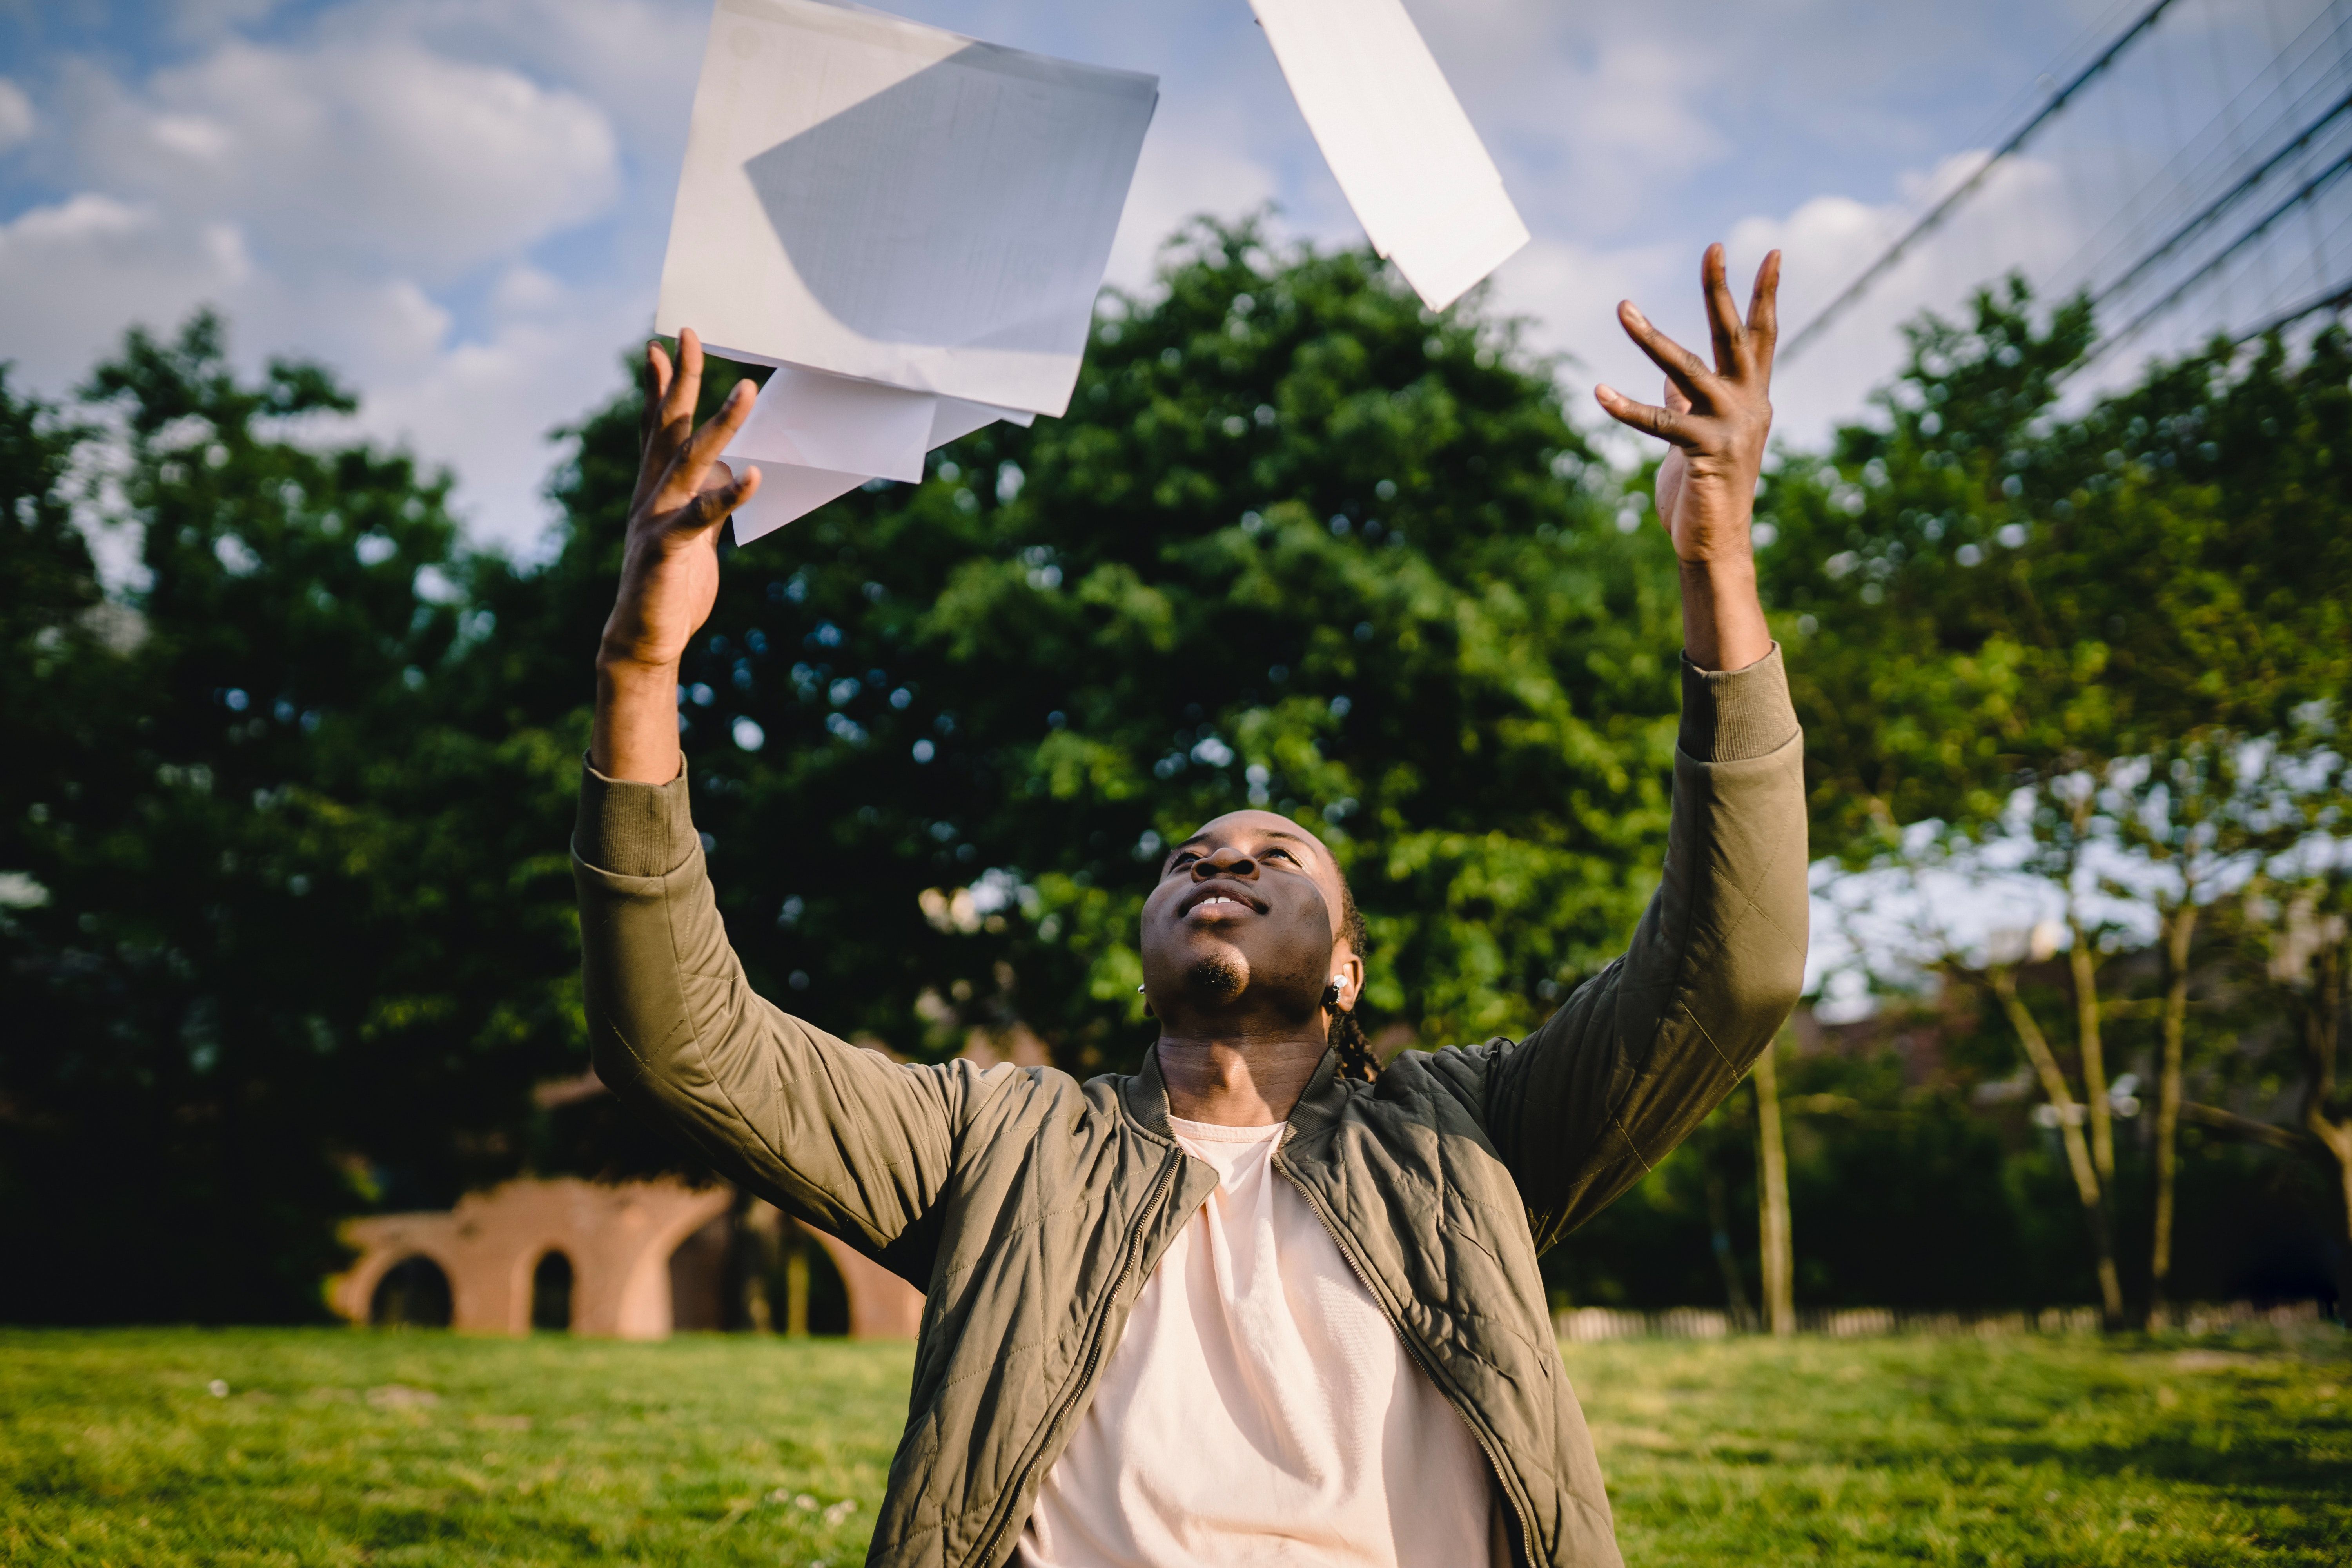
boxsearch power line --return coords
[2092,84,2352,308]
[2232,274,2352,341]
[1780,0,2185,364]
[2078,142,2352,367]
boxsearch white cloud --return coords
[334,0,709,158]
[1104,131,1283,294]
[0,79,34,153]
[0,196,251,386]
[360,297,647,550]
[1492,150,2095,458]
[0,7,658,550]
[0,0,2150,553]
[1745,152,2086,443]
[69,40,620,279]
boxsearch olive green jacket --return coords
[572,647,1807,1568]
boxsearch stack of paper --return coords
[657,0,1158,541]
[1249,0,1528,312]
[659,0,1527,542]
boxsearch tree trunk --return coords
[736,1196,783,1334]
[2070,922,2116,1187]
[1702,1157,1753,1330]
[784,1230,812,1338]
[2298,943,2352,1317]
[2147,901,2197,1329]
[1753,1036,1796,1336]
[1991,967,2125,1329]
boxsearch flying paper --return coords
[720,365,1033,544]
[661,0,1156,412]
[1249,0,1527,312]
[660,0,1156,537]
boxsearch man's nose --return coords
[1194,847,1257,878]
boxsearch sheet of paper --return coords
[659,0,1158,418]
[930,394,1033,448]
[1248,0,1528,311]
[725,363,937,483]
[717,365,1042,540]
[727,460,871,544]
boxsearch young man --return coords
[575,246,1805,1568]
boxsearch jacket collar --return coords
[1120,1039,1349,1143]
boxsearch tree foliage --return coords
[0,317,588,1321]
[1764,279,2352,1316]
[2,227,1701,1319]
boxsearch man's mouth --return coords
[1180,883,1265,918]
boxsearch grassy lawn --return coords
[1,1326,2345,1566]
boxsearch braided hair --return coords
[1327,869,1380,1083]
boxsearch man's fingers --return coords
[1746,250,1783,381]
[658,328,706,442]
[639,340,674,446]
[1664,377,1694,416]
[1702,243,1747,376]
[1594,383,1691,446]
[661,377,757,504]
[681,464,762,533]
[633,341,680,511]
[1616,301,1711,405]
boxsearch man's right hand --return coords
[590,328,761,783]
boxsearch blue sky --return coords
[0,0,2151,550]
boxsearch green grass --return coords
[1,1327,2345,1565]
[1568,1330,2352,1566]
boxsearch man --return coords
[575,245,1805,1568]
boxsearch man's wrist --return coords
[596,652,682,693]
[1676,553,1769,673]
[1675,552,1759,586]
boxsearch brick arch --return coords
[330,1178,927,1339]
[331,1178,730,1339]
[793,1221,925,1339]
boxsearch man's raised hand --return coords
[1595,245,1779,567]
[1594,246,1779,672]
[590,328,762,782]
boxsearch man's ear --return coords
[1330,946,1366,1011]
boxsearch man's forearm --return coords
[591,658,684,784]
[1679,557,1771,673]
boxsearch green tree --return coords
[543,219,1686,1072]
[1768,281,2352,1325]
[0,317,586,1321]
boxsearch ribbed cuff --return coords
[574,755,697,878]
[1679,642,1798,763]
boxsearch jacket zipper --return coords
[1279,1158,1541,1568]
[965,1152,1183,1568]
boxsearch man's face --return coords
[1138,810,1358,1027]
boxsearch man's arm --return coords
[572,334,983,1270]
[1480,247,1808,1244]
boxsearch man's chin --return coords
[1183,951,1248,1001]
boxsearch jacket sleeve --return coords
[1482,645,1809,1249]
[571,760,993,1269]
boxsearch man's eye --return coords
[1262,847,1293,862]
[1167,852,1200,871]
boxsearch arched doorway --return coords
[530,1250,575,1332]
[369,1255,452,1328]
[780,1227,851,1335]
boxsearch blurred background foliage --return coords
[1,220,2346,1324]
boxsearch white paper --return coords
[727,460,870,544]
[659,0,1158,418]
[718,366,1042,539]
[726,363,937,483]
[1249,0,1528,311]
[930,395,1034,448]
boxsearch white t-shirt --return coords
[1016,1116,1505,1567]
